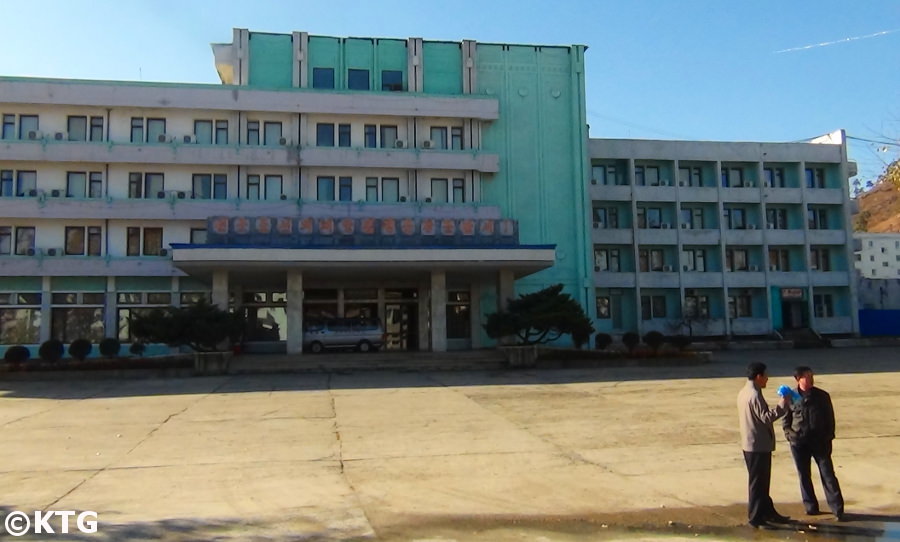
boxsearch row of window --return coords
[0,225,189,257]
[592,164,830,189]
[311,67,403,91]
[594,247,835,272]
[593,205,840,230]
[0,170,470,203]
[595,292,837,321]
[2,113,470,150]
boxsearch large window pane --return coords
[382,178,399,202]
[317,176,335,201]
[264,175,283,200]
[52,307,104,342]
[316,123,334,147]
[264,122,282,146]
[348,69,370,90]
[0,308,41,344]
[194,120,213,144]
[67,172,86,198]
[381,70,403,91]
[312,67,334,89]
[67,116,87,141]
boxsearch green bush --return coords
[68,338,93,361]
[642,331,665,352]
[669,335,693,351]
[129,342,146,357]
[594,333,613,350]
[99,337,121,358]
[39,339,65,363]
[622,332,640,352]
[4,345,30,364]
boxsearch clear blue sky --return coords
[1,0,898,183]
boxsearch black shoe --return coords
[834,512,847,522]
[806,508,821,515]
[768,512,792,524]
[749,521,776,530]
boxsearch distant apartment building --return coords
[854,233,900,279]
[587,135,859,338]
[0,28,590,355]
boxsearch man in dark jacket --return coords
[783,366,845,520]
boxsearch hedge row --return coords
[594,331,692,351]
[3,338,148,364]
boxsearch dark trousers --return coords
[790,441,844,515]
[743,451,777,524]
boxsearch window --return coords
[680,207,704,229]
[51,300,104,343]
[338,177,353,201]
[128,172,164,199]
[593,165,621,186]
[431,178,448,203]
[807,207,828,230]
[638,248,665,272]
[805,167,825,189]
[365,177,378,202]
[246,175,261,200]
[246,121,260,145]
[64,226,101,256]
[637,206,662,229]
[131,117,144,142]
[263,122,283,145]
[594,248,620,272]
[593,207,618,229]
[430,127,448,149]
[451,127,463,150]
[316,123,334,147]
[681,248,706,272]
[381,70,403,91]
[678,166,702,187]
[382,178,400,202]
[728,294,752,318]
[18,115,38,139]
[813,294,834,318]
[67,171,102,198]
[809,248,831,271]
[364,125,377,148]
[0,226,9,254]
[1,114,14,139]
[194,120,212,144]
[721,167,744,187]
[380,125,398,148]
[16,171,36,197]
[723,207,746,229]
[338,124,351,147]
[192,174,227,200]
[90,116,104,141]
[190,228,207,244]
[725,248,749,271]
[764,167,785,188]
[312,67,335,89]
[127,227,163,256]
[15,226,35,255]
[683,295,709,318]
[0,170,11,197]
[264,175,283,200]
[596,296,611,319]
[348,69,370,90]
[768,249,790,271]
[214,120,228,144]
[317,176,335,201]
[766,208,788,230]
[146,118,166,143]
[641,295,666,320]
[452,178,465,202]
[67,116,87,141]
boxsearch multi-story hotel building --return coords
[854,233,900,279]
[0,28,591,355]
[588,135,859,338]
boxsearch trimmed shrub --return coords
[669,334,693,351]
[643,331,665,352]
[622,332,640,352]
[39,339,65,363]
[68,338,93,361]
[99,337,121,358]
[594,333,613,351]
[4,345,30,364]
[129,342,146,357]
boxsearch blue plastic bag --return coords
[777,384,801,401]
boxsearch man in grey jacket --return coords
[737,361,792,529]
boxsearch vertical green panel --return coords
[345,37,374,89]
[0,277,42,291]
[51,277,106,291]
[422,42,462,94]
[308,36,341,86]
[248,33,293,88]
[376,39,407,90]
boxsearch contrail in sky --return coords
[775,28,900,53]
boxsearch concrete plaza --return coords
[1,347,898,541]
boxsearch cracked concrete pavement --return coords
[1,347,899,540]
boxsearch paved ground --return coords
[1,347,899,541]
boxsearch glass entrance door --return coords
[384,303,417,351]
